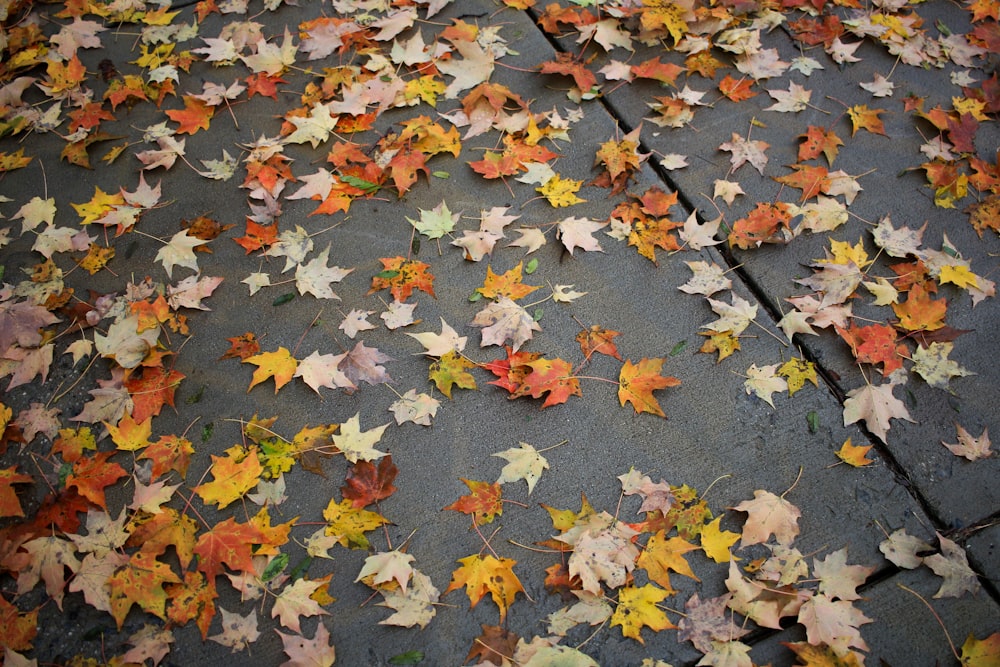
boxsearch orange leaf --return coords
[719,74,757,102]
[618,358,681,418]
[892,283,947,331]
[476,262,540,300]
[0,466,33,518]
[66,451,127,510]
[798,125,844,165]
[219,332,261,361]
[511,356,581,408]
[444,479,503,525]
[539,53,597,92]
[445,554,523,621]
[193,517,264,582]
[127,507,198,569]
[369,256,435,302]
[576,325,623,362]
[124,365,184,423]
[836,438,874,467]
[166,96,214,135]
[166,571,218,640]
[0,593,37,652]
[775,164,830,201]
[194,447,264,509]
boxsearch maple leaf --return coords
[732,490,801,547]
[295,245,352,300]
[245,347,298,393]
[194,516,264,584]
[678,593,748,654]
[557,216,606,254]
[357,549,414,594]
[389,389,440,426]
[407,318,467,356]
[428,350,478,398]
[472,296,541,351]
[17,535,81,610]
[836,438,874,467]
[445,554,523,621]
[194,447,263,509]
[926,534,981,598]
[276,623,336,667]
[576,325,623,362]
[814,548,874,601]
[719,133,769,175]
[369,256,435,302]
[912,341,973,390]
[66,450,128,510]
[377,568,440,629]
[493,442,550,494]
[408,200,458,239]
[342,456,398,508]
[0,467,32,518]
[477,262,540,301]
[743,363,788,408]
[537,174,586,207]
[610,584,674,643]
[210,607,260,653]
[108,551,181,628]
[799,125,844,165]
[637,531,699,591]
[294,351,354,394]
[444,478,503,525]
[765,82,812,113]
[166,96,214,134]
[271,577,330,633]
[942,423,992,461]
[338,341,392,390]
[700,516,741,563]
[879,528,932,569]
[798,593,872,655]
[155,230,207,278]
[843,379,915,443]
[332,413,388,464]
[618,358,681,417]
[848,104,887,136]
[322,498,389,549]
[960,632,1000,667]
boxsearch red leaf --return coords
[342,456,398,508]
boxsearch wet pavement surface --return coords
[0,0,998,665]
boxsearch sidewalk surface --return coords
[1,0,999,665]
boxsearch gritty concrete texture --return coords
[0,0,998,665]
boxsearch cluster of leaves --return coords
[0,0,997,664]
[436,456,991,666]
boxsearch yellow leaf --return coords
[700,516,741,563]
[537,175,585,208]
[245,347,298,393]
[611,584,674,643]
[778,357,819,396]
[322,498,389,549]
[938,265,979,290]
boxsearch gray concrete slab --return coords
[588,3,1000,528]
[0,1,997,666]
